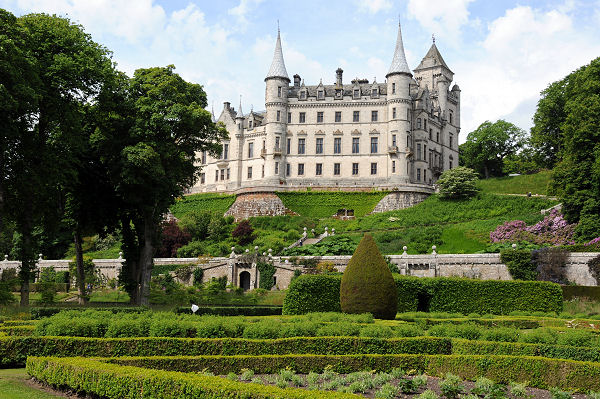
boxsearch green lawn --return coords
[0,369,65,399]
[476,170,553,195]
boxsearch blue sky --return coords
[2,0,600,142]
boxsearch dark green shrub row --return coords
[562,285,600,301]
[0,336,450,367]
[451,338,600,363]
[0,325,35,336]
[27,357,355,399]
[109,353,600,391]
[175,306,282,316]
[283,275,563,315]
[30,306,149,319]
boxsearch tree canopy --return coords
[459,120,527,178]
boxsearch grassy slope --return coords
[0,368,65,399]
[170,193,236,219]
[277,191,387,218]
[476,170,553,196]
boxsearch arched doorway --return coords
[239,271,251,291]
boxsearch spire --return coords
[265,27,289,81]
[236,95,243,119]
[415,41,451,72]
[211,102,216,123]
[387,21,412,77]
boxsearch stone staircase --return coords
[284,227,335,250]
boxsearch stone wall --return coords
[224,192,293,221]
[371,191,431,213]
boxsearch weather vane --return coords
[432,33,436,44]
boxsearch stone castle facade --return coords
[192,23,460,194]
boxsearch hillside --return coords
[476,170,553,196]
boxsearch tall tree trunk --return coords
[484,164,490,179]
[73,228,88,305]
[120,215,139,305]
[137,212,155,306]
[19,215,34,308]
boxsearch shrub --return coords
[439,373,464,399]
[178,210,213,241]
[0,281,15,305]
[157,220,191,258]
[500,249,536,280]
[193,267,204,287]
[283,275,342,315]
[359,324,393,338]
[437,167,479,200]
[232,220,255,245]
[340,234,398,319]
[257,261,276,290]
[481,327,520,343]
[177,240,207,258]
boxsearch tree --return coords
[340,233,397,319]
[92,66,227,305]
[437,166,479,200]
[459,120,527,178]
[549,57,600,239]
[232,219,255,245]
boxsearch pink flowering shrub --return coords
[490,210,576,246]
[585,237,600,247]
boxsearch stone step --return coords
[302,238,321,245]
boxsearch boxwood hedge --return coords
[283,275,563,315]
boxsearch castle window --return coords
[353,89,360,98]
[417,118,422,129]
[352,138,360,154]
[223,144,229,160]
[417,168,421,181]
[371,88,378,97]
[200,173,205,184]
[334,163,341,175]
[299,112,306,123]
[262,165,265,178]
[353,111,360,122]
[352,163,359,175]
[392,83,396,94]
[287,112,291,123]
[392,161,396,173]
[407,134,410,147]
[336,89,342,98]
[201,151,207,164]
[275,162,279,174]
[392,108,396,119]
[449,111,453,124]
[317,111,323,123]
[334,137,341,154]
[276,111,280,122]
[436,131,440,142]
[423,169,427,182]
[298,138,305,154]
[424,145,427,158]
[449,160,453,169]
[371,163,377,175]
[220,169,225,180]
[335,111,341,122]
[417,144,421,160]
[317,90,324,100]
[278,86,282,97]
[287,138,291,155]
[424,119,427,130]
[316,163,322,176]
[215,170,219,181]
[429,128,432,140]
[248,142,254,158]
[249,120,253,128]
[275,136,280,150]
[392,135,396,146]
[371,111,378,122]
[298,163,304,175]
[300,91,306,100]
[316,138,323,154]
[449,135,453,148]
[286,163,290,176]
[370,137,378,153]
[247,167,252,179]
[227,168,230,180]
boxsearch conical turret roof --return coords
[415,43,452,72]
[387,22,412,77]
[236,97,243,119]
[265,29,289,81]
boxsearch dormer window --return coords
[249,120,253,128]
[371,88,378,97]
[317,90,324,100]
[300,90,307,100]
[335,89,342,98]
[353,89,360,98]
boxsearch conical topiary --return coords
[340,233,398,319]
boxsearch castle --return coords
[192,23,460,194]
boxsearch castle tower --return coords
[386,22,414,184]
[264,28,290,185]
[234,98,245,187]
[413,40,454,120]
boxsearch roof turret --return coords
[415,42,452,72]
[387,22,412,78]
[236,97,243,119]
[265,28,290,81]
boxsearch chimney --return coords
[223,101,230,110]
[336,68,343,87]
[293,74,301,88]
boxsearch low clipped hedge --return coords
[30,306,148,319]
[283,275,563,315]
[27,357,356,399]
[109,353,600,391]
[0,336,450,367]
[175,306,282,316]
[0,325,35,336]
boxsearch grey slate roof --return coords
[387,23,412,77]
[266,30,289,81]
[289,82,387,98]
[415,43,452,72]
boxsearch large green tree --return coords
[459,120,527,179]
[550,58,600,239]
[92,66,227,305]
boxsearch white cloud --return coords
[228,0,265,30]
[355,0,392,14]
[407,0,475,44]
[454,4,600,139]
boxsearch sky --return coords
[2,0,600,143]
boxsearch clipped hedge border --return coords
[283,275,563,315]
[109,353,600,391]
[0,336,450,367]
[0,325,35,336]
[26,357,356,399]
[30,306,149,319]
[175,306,283,316]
